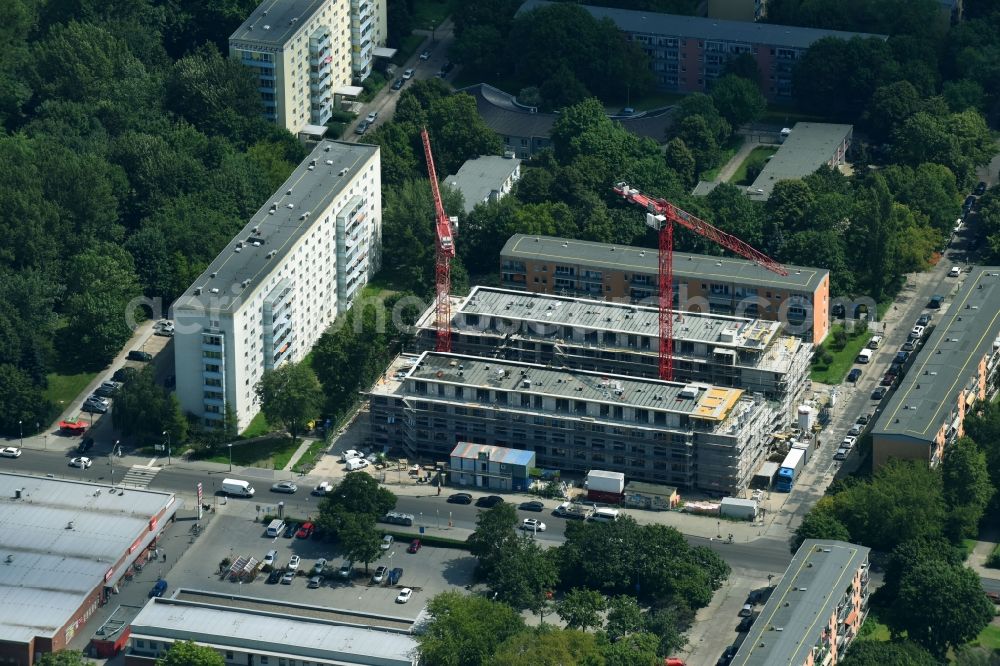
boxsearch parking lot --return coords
[164,506,477,618]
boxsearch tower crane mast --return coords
[421,127,456,352]
[612,182,788,381]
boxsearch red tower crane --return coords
[420,127,456,352]
[612,182,788,382]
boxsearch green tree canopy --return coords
[709,75,766,128]
[254,361,324,439]
[840,639,936,666]
[418,592,526,666]
[35,651,88,666]
[157,640,225,666]
[557,588,607,631]
[488,626,605,666]
[941,436,994,539]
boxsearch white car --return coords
[70,457,92,468]
[288,555,301,571]
[366,111,378,124]
[340,449,361,462]
[396,587,413,604]
[381,534,394,550]
[419,49,431,60]
[521,518,547,532]
[0,447,21,458]
[313,480,333,495]
[402,68,414,80]
[841,436,858,448]
[911,325,925,338]
[948,266,961,277]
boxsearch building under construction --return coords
[412,287,812,428]
[368,351,777,494]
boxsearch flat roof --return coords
[386,351,747,422]
[874,268,1000,444]
[502,234,828,293]
[747,123,853,200]
[230,0,328,47]
[518,0,887,49]
[624,481,679,496]
[173,141,377,314]
[734,540,869,665]
[445,155,521,214]
[0,473,177,644]
[450,443,535,466]
[131,596,418,665]
[450,286,781,350]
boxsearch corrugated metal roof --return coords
[0,473,176,643]
[450,443,535,466]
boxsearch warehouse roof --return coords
[747,123,853,200]
[451,286,780,350]
[874,268,1000,444]
[173,141,377,314]
[131,596,418,665]
[0,473,178,644]
[734,540,869,666]
[450,443,535,466]
[445,156,521,214]
[230,0,328,48]
[502,235,828,292]
[518,0,887,49]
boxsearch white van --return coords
[221,478,255,497]
[590,508,620,522]
[346,458,369,472]
[867,335,883,349]
[266,519,286,537]
[856,349,873,364]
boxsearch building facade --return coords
[173,141,381,431]
[445,155,522,214]
[229,0,388,132]
[734,540,870,665]
[414,287,812,426]
[500,234,831,345]
[449,442,536,491]
[746,123,852,201]
[369,351,776,494]
[872,267,1000,469]
[518,1,886,100]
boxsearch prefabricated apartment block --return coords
[500,234,831,344]
[369,351,776,494]
[173,140,381,431]
[413,287,812,426]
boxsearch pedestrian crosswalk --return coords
[121,464,161,489]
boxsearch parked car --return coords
[448,492,473,504]
[281,571,295,584]
[948,266,962,277]
[354,120,369,135]
[78,437,95,453]
[372,566,388,583]
[856,414,870,426]
[0,447,21,458]
[366,111,378,124]
[340,449,362,462]
[81,401,108,414]
[975,181,988,196]
[388,567,404,585]
[149,579,168,598]
[112,366,138,383]
[833,448,849,461]
[402,68,414,80]
[911,325,926,338]
[521,518,546,532]
[339,561,354,578]
[901,340,916,352]
[476,495,505,508]
[381,535,394,550]
[307,576,322,589]
[848,425,862,436]
[154,320,174,336]
[396,587,414,603]
[267,569,282,584]
[419,49,431,60]
[288,555,301,571]
[407,539,422,553]
[738,603,753,617]
[738,614,755,632]
[70,457,92,468]
[296,522,314,539]
[94,381,122,397]
[263,550,277,566]
[928,294,944,309]
[313,481,333,495]
[127,350,153,362]
[847,368,862,383]
[284,523,299,538]
[391,78,405,90]
[964,194,977,211]
[519,500,545,512]
[270,481,298,494]
[917,313,932,326]
[312,558,327,574]
[895,351,910,364]
[871,386,887,400]
[842,436,858,449]
[717,645,738,666]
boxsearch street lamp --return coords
[111,439,120,488]
[228,443,233,472]
[162,430,171,466]
[429,24,436,43]
[18,420,22,449]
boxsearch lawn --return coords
[412,0,457,28]
[972,624,1000,650]
[43,370,99,422]
[700,137,743,182]
[810,323,872,384]
[200,436,299,469]
[731,146,778,185]
[291,439,330,474]
[241,411,271,438]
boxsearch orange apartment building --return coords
[733,540,870,665]
[500,234,831,344]
[872,267,1000,469]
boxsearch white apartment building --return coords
[173,140,381,430]
[229,0,389,132]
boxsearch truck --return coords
[775,448,805,492]
[586,470,626,503]
[221,478,255,497]
[791,439,812,465]
[555,501,596,519]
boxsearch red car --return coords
[407,539,421,553]
[296,522,314,539]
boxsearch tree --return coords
[600,631,661,666]
[709,75,765,128]
[792,36,900,121]
[488,626,605,666]
[417,592,526,666]
[488,538,559,612]
[35,651,88,666]
[322,472,397,518]
[643,603,691,657]
[863,81,924,144]
[605,595,643,641]
[0,364,50,436]
[941,437,994,539]
[885,561,994,657]
[467,503,520,578]
[254,361,323,439]
[664,138,697,190]
[791,501,851,552]
[338,512,383,573]
[157,640,224,666]
[840,639,936,666]
[877,536,964,604]
[557,588,607,631]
